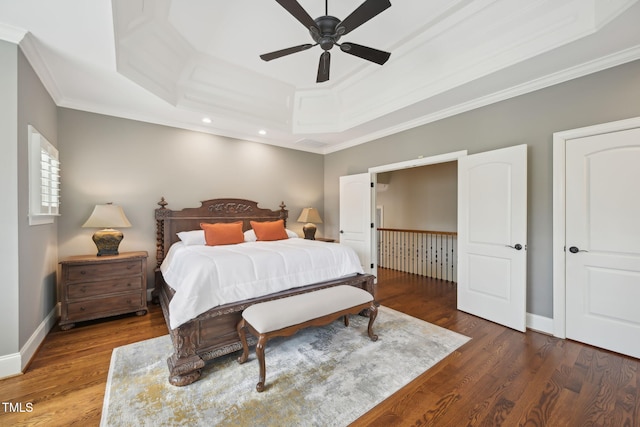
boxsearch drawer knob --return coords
[80,307,85,311]
[80,270,86,275]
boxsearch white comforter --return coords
[160,239,364,329]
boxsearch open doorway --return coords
[368,151,467,282]
[375,162,458,282]
[342,146,527,331]
[352,146,527,331]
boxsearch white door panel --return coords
[339,173,373,274]
[468,162,512,244]
[458,144,527,332]
[565,127,640,358]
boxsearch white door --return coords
[339,173,373,274]
[457,144,528,331]
[565,128,640,358]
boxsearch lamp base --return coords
[92,229,124,256]
[302,223,317,240]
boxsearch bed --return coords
[154,197,376,386]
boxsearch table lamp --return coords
[297,207,323,240]
[82,203,132,256]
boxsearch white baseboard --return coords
[0,303,58,380]
[526,312,554,335]
[0,352,21,380]
[20,304,59,370]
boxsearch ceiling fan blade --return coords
[316,51,331,83]
[260,44,314,61]
[336,0,391,36]
[340,43,390,65]
[275,0,320,32]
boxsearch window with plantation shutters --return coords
[29,125,60,225]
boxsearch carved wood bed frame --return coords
[154,197,376,386]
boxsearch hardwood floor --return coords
[1,269,638,426]
[359,269,640,427]
[0,306,168,426]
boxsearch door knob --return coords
[569,246,588,253]
[506,244,523,250]
[340,230,344,234]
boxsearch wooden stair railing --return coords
[377,228,457,282]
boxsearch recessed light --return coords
[258,129,267,135]
[202,117,212,124]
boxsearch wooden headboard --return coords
[155,197,288,268]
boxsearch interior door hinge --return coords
[371,223,374,228]
[371,263,374,269]
[371,182,374,188]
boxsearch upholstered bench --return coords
[236,285,378,392]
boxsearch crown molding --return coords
[18,32,63,104]
[0,26,64,104]
[323,45,640,154]
[0,22,27,44]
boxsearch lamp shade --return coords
[297,208,323,224]
[82,204,131,228]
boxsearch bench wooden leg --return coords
[367,304,378,341]
[237,319,249,364]
[344,315,349,327]
[256,335,268,392]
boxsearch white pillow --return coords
[176,230,206,246]
[244,229,299,242]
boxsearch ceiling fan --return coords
[260,0,392,83]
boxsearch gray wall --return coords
[376,162,457,231]
[17,48,59,347]
[3,39,639,371]
[324,59,640,318]
[57,109,325,287]
[0,41,58,366]
[0,41,20,359]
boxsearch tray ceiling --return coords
[1,0,640,153]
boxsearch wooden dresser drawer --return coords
[66,293,144,319]
[67,276,143,299]
[58,251,148,330]
[65,259,142,282]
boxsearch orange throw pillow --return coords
[250,219,289,241]
[200,221,244,246]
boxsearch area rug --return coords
[101,306,469,426]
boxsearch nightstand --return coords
[58,251,148,330]
[315,237,336,243]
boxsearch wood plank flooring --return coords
[1,268,638,426]
[360,269,640,427]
